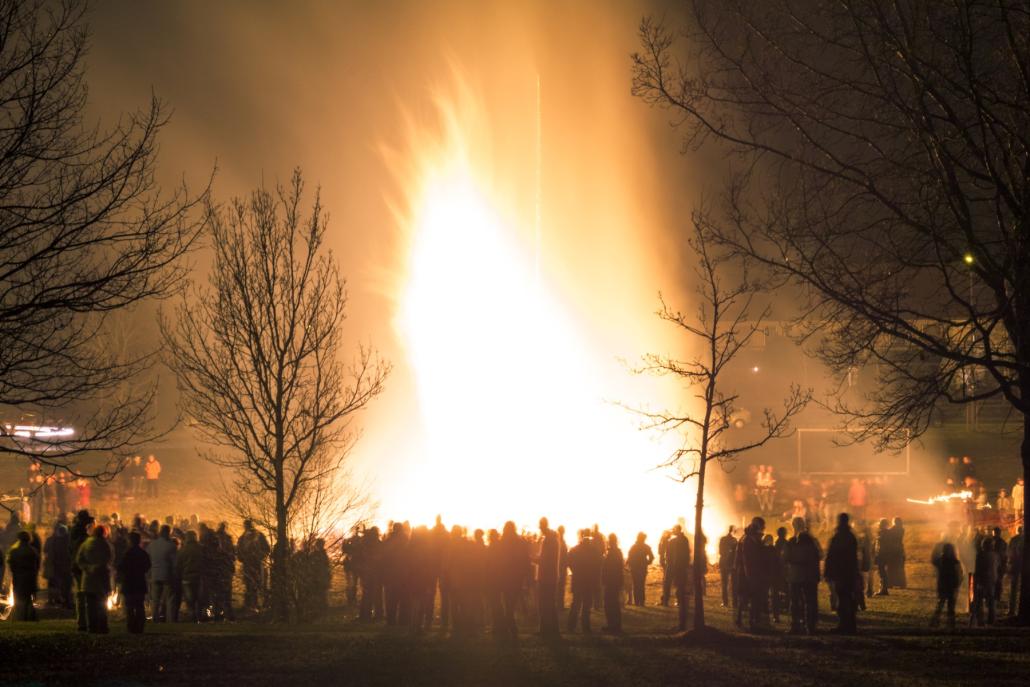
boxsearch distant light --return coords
[4,424,75,439]
[963,253,974,265]
[751,366,760,373]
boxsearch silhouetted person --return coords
[428,516,447,623]
[198,523,219,618]
[357,526,383,622]
[857,520,874,603]
[405,526,431,631]
[741,517,769,631]
[310,537,331,620]
[824,513,859,634]
[890,517,907,589]
[590,524,606,611]
[147,524,176,622]
[495,521,529,640]
[382,522,410,626]
[556,525,568,611]
[733,525,751,627]
[784,516,821,634]
[0,513,19,559]
[69,509,94,631]
[177,530,204,622]
[214,522,236,620]
[658,529,672,606]
[667,524,692,631]
[485,528,504,636]
[626,532,654,607]
[771,526,789,623]
[971,536,998,626]
[237,519,270,611]
[471,528,488,632]
[987,527,1007,608]
[718,526,737,608]
[602,532,624,634]
[931,541,962,628]
[43,523,71,608]
[874,518,891,595]
[1009,526,1023,616]
[567,529,602,633]
[439,525,461,629]
[535,517,560,638]
[342,527,360,608]
[6,531,40,621]
[119,531,151,633]
[75,524,112,634]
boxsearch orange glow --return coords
[377,79,726,555]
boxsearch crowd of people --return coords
[734,465,887,532]
[0,509,290,632]
[930,523,1025,628]
[716,514,1024,634]
[944,455,1025,524]
[339,518,665,638]
[0,501,1025,638]
[13,456,165,525]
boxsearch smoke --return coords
[81,1,726,539]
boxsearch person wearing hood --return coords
[6,530,40,621]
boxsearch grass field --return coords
[2,522,1028,687]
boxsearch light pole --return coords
[963,252,977,430]
[964,252,974,304]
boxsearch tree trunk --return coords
[1019,408,1030,625]
[693,457,707,631]
[271,496,290,622]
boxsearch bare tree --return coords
[632,0,1030,622]
[0,0,207,479]
[162,170,389,621]
[630,220,808,633]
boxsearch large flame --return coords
[381,80,725,553]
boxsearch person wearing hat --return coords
[69,509,95,631]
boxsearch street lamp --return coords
[962,252,976,429]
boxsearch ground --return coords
[2,522,1027,687]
